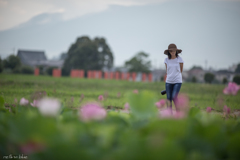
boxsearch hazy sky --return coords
[0,0,240,70]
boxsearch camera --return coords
[161,90,167,95]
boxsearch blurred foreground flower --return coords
[133,89,138,94]
[79,103,107,121]
[223,105,231,114]
[159,108,185,119]
[124,102,130,110]
[155,99,165,109]
[223,82,240,95]
[30,100,39,107]
[98,95,104,101]
[20,141,45,154]
[37,98,61,116]
[79,94,84,102]
[174,94,189,110]
[206,107,212,113]
[117,92,121,98]
[20,98,29,106]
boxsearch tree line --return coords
[0,35,240,84]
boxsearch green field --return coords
[0,74,239,111]
[1,73,240,160]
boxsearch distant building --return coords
[214,70,235,82]
[186,68,206,83]
[17,49,64,68]
[228,64,237,72]
[151,69,166,82]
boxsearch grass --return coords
[0,73,239,112]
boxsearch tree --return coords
[0,57,3,73]
[125,52,151,73]
[62,36,114,76]
[191,76,197,83]
[3,55,21,70]
[46,67,56,75]
[235,63,240,73]
[190,66,203,70]
[233,75,240,85]
[21,66,34,74]
[204,73,215,84]
[222,77,228,84]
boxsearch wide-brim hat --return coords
[164,43,182,55]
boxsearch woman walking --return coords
[164,43,184,113]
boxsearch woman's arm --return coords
[165,63,167,74]
[180,63,183,73]
[165,63,167,79]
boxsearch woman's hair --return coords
[167,51,179,59]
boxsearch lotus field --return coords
[0,74,240,160]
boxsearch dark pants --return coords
[165,83,182,111]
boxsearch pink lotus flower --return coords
[20,141,45,154]
[223,82,240,95]
[133,89,138,94]
[223,105,231,114]
[174,94,189,110]
[37,98,61,116]
[79,103,107,121]
[159,108,172,118]
[117,92,121,98]
[159,108,185,119]
[124,102,130,110]
[173,111,186,119]
[79,94,84,102]
[206,107,212,113]
[20,98,29,106]
[98,95,104,101]
[30,100,39,107]
[155,99,166,108]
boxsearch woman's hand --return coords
[180,63,183,73]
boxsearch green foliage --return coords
[0,90,240,159]
[0,74,240,159]
[128,91,158,120]
[21,66,34,74]
[46,67,56,75]
[233,75,240,85]
[191,76,197,83]
[62,36,114,76]
[222,77,228,84]
[235,63,240,73]
[125,52,151,73]
[190,66,203,70]
[37,65,45,75]
[0,56,3,73]
[204,72,215,84]
[3,54,21,70]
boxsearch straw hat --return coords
[164,43,182,55]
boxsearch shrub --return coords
[191,76,197,83]
[21,66,34,74]
[3,55,21,70]
[12,67,21,74]
[204,73,215,84]
[233,75,240,85]
[46,67,56,75]
[222,77,228,84]
[0,57,3,73]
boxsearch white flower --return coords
[20,98,29,106]
[37,98,61,116]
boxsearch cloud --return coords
[0,0,239,31]
[0,0,168,31]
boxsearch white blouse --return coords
[164,56,184,84]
